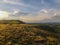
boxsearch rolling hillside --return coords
[0,23,60,45]
[0,20,25,24]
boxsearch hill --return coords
[0,20,25,24]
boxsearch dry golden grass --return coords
[0,24,60,45]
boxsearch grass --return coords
[0,24,60,45]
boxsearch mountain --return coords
[0,20,25,24]
[40,15,60,23]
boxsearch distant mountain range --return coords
[0,20,25,24]
[37,15,60,23]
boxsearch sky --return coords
[0,0,60,23]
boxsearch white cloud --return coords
[19,9,50,22]
[13,10,19,15]
[40,9,48,13]
[3,0,8,2]
[2,0,36,9]
[0,11,9,20]
[19,9,60,23]
[0,9,59,23]
[3,0,25,6]
[3,0,21,2]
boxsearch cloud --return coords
[41,0,45,4]
[39,9,60,23]
[3,0,25,6]
[3,0,7,2]
[0,10,20,20]
[53,0,60,3]
[6,10,30,20]
[0,8,59,23]
[19,9,50,22]
[2,0,36,9]
[19,9,60,23]
[13,10,19,15]
[3,0,21,2]
[0,11,9,20]
[40,15,60,23]
[40,9,48,13]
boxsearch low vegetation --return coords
[0,23,60,45]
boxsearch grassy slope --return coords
[0,20,25,24]
[0,24,60,45]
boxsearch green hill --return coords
[0,20,25,24]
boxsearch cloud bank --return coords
[0,0,60,23]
